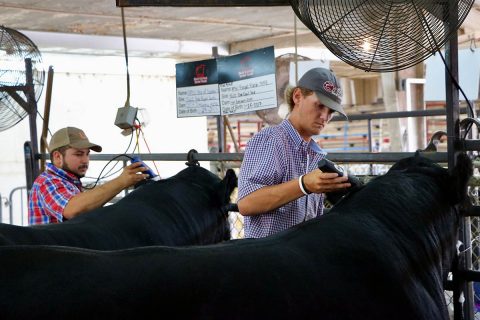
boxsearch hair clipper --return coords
[130,156,160,181]
[317,158,360,187]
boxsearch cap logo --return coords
[77,131,87,140]
[323,81,342,99]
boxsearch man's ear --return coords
[52,150,63,167]
[292,87,302,104]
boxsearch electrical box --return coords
[114,106,138,129]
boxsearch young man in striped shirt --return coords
[238,68,351,238]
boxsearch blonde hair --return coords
[284,86,314,112]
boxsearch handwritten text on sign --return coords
[220,74,276,115]
[176,84,220,117]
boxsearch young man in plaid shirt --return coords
[28,127,148,225]
[238,68,351,238]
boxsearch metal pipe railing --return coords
[8,186,27,225]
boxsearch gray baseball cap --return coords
[49,127,102,152]
[298,67,346,119]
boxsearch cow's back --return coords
[0,166,237,249]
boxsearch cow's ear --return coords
[216,169,238,205]
[449,153,473,204]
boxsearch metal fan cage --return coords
[290,0,475,72]
[0,26,44,132]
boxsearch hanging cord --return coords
[83,153,137,190]
[83,129,136,187]
[416,7,475,139]
[436,49,476,139]
[135,124,141,153]
[137,120,161,177]
[121,7,131,108]
[83,8,134,188]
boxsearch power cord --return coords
[436,49,476,139]
[136,120,160,177]
[421,12,476,139]
[83,129,137,188]
[83,153,136,190]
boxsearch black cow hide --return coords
[0,154,472,320]
[0,166,237,249]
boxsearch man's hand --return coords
[302,169,351,194]
[117,162,150,189]
[64,162,151,219]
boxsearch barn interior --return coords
[1,0,480,319]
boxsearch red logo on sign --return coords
[194,64,208,84]
[195,64,206,78]
[238,56,254,78]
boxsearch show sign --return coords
[218,47,277,115]
[175,59,220,118]
[175,47,277,118]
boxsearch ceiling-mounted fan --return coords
[289,0,475,72]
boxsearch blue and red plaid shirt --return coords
[238,119,327,238]
[28,163,83,225]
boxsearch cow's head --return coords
[390,152,472,206]
[389,152,473,283]
[173,166,238,243]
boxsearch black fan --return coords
[290,0,475,72]
[0,26,45,132]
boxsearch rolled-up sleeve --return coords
[238,131,283,200]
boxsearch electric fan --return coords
[289,0,475,72]
[0,26,45,132]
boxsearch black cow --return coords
[0,154,472,320]
[0,165,237,249]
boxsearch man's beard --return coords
[62,163,87,178]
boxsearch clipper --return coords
[318,158,360,187]
[130,156,160,181]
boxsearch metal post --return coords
[367,119,373,153]
[8,186,27,225]
[40,66,54,172]
[445,2,474,319]
[212,47,225,153]
[24,141,35,192]
[25,58,40,180]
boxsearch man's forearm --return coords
[238,179,303,216]
[63,177,127,219]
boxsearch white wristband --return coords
[298,174,309,196]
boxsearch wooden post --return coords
[40,66,54,172]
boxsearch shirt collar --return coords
[46,162,82,187]
[281,119,327,156]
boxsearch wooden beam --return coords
[116,0,290,6]
[230,32,321,53]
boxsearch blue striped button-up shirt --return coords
[238,119,327,238]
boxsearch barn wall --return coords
[0,53,210,223]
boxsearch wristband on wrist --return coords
[298,174,311,195]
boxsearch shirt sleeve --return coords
[238,131,283,200]
[38,177,79,222]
